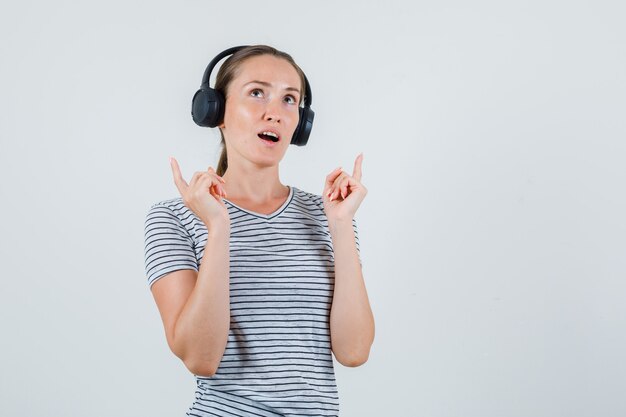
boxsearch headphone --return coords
[191,45,315,146]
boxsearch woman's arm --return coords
[151,222,231,376]
[328,219,375,367]
[323,153,374,366]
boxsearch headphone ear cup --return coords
[192,88,225,127]
[291,106,315,146]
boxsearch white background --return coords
[1,1,625,416]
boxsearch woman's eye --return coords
[284,95,297,104]
[250,89,263,98]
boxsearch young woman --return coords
[144,45,375,416]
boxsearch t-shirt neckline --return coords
[222,186,295,219]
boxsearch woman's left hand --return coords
[323,153,368,223]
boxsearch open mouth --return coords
[258,131,280,143]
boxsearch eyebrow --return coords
[243,80,301,95]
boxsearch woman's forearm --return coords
[328,220,375,366]
[173,222,231,376]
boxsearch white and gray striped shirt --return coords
[144,185,361,417]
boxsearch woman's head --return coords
[212,45,307,176]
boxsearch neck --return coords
[221,160,288,204]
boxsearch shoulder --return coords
[291,186,325,211]
[144,197,197,232]
[146,197,183,218]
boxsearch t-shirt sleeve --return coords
[144,202,199,289]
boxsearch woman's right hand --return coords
[170,157,230,227]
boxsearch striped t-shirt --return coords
[143,185,361,417]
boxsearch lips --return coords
[257,129,280,142]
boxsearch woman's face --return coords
[220,54,302,170]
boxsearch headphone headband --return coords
[200,46,247,89]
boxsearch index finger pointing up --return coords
[170,156,189,194]
[352,153,364,182]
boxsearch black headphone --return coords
[191,45,315,146]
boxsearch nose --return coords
[263,98,282,123]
